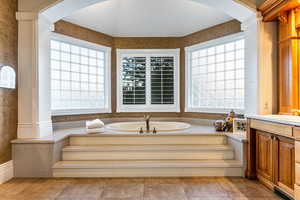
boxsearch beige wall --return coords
[53,20,241,122]
[0,0,18,164]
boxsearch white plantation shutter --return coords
[117,49,180,112]
[122,56,146,105]
[150,56,174,104]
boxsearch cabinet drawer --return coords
[294,127,300,140]
[250,119,293,137]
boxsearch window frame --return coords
[50,33,112,116]
[116,49,180,113]
[185,32,245,114]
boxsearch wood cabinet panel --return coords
[296,163,300,185]
[278,8,300,114]
[294,127,300,140]
[276,136,295,195]
[256,131,274,182]
[295,141,300,162]
[250,120,293,137]
[279,39,293,114]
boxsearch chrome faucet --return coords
[144,114,151,132]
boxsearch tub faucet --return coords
[144,114,151,132]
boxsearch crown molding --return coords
[259,0,300,21]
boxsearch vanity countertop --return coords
[247,114,300,127]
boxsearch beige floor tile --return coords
[144,177,182,184]
[55,179,104,200]
[183,178,229,198]
[0,177,285,200]
[104,178,145,185]
[144,183,187,200]
[101,183,144,199]
[100,198,142,200]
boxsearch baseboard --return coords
[0,160,14,184]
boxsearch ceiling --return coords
[63,0,233,37]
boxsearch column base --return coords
[17,121,53,139]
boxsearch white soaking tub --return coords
[105,121,191,132]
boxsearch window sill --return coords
[51,108,112,116]
[185,108,244,115]
[117,107,180,113]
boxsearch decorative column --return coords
[16,12,54,138]
[242,14,278,115]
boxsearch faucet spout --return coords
[144,114,151,132]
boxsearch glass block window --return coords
[186,33,245,113]
[50,34,111,115]
[117,49,180,112]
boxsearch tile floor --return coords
[0,177,284,200]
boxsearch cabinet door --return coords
[279,40,293,114]
[256,131,274,183]
[278,10,300,114]
[276,136,295,196]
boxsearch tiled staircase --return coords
[53,134,244,177]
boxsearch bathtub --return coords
[105,121,191,132]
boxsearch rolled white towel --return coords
[86,128,104,134]
[86,119,105,129]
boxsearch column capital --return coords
[16,12,55,32]
[16,12,39,21]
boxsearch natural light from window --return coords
[185,33,245,113]
[50,34,111,115]
[0,66,16,89]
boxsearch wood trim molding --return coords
[278,12,288,24]
[259,0,300,21]
[0,161,13,184]
[233,0,257,12]
[246,119,257,179]
[250,120,293,138]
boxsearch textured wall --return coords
[53,20,241,122]
[0,0,18,164]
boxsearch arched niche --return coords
[18,0,275,139]
[0,65,16,89]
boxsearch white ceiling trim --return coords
[41,0,256,37]
[42,0,255,23]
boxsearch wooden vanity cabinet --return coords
[255,131,295,195]
[248,119,295,198]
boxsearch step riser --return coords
[53,167,244,177]
[62,151,234,161]
[70,135,227,146]
[63,144,232,152]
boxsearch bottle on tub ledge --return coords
[213,110,235,132]
[224,110,236,132]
